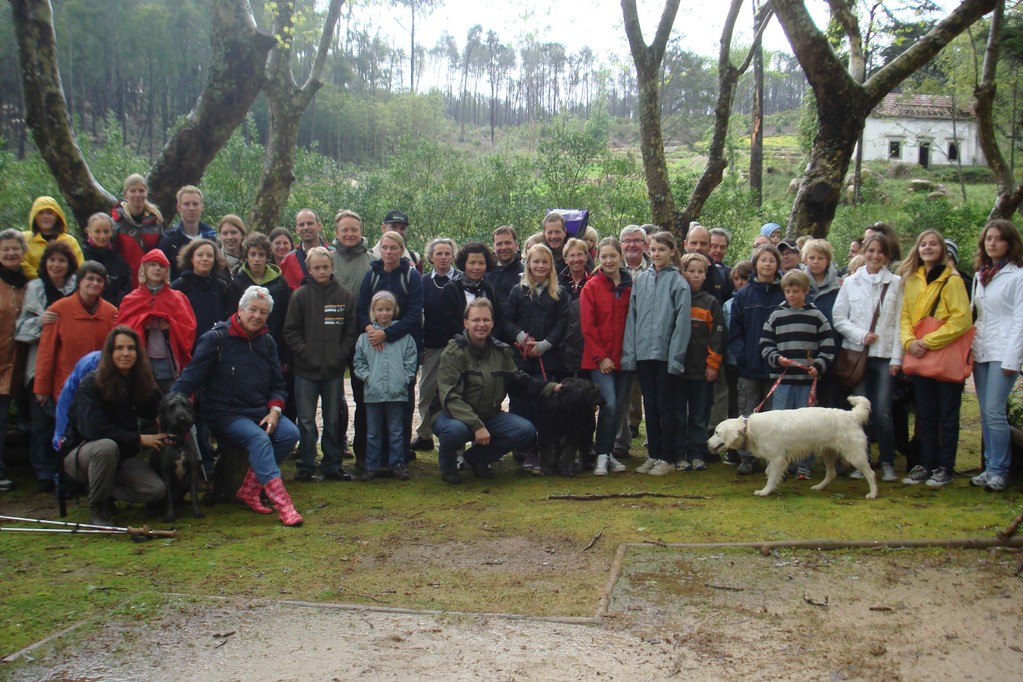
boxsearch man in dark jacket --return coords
[157,186,218,281]
[486,225,524,305]
[284,247,358,482]
[432,299,557,484]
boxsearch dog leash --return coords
[515,334,548,382]
[752,361,818,414]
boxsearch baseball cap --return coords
[777,239,798,252]
[383,210,409,225]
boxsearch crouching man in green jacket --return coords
[433,298,558,484]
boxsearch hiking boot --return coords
[322,469,353,482]
[593,455,609,476]
[635,457,657,474]
[410,436,434,452]
[881,462,897,482]
[391,464,410,481]
[737,457,756,475]
[691,459,707,471]
[441,470,462,485]
[985,474,1007,492]
[648,459,675,476]
[970,471,990,487]
[90,505,114,528]
[607,454,627,473]
[360,470,382,482]
[902,465,930,485]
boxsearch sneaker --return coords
[970,471,990,487]
[849,469,864,479]
[691,459,707,471]
[881,462,897,482]
[0,476,12,492]
[676,460,691,471]
[796,466,811,481]
[360,470,382,482]
[410,437,434,452]
[456,451,467,470]
[593,455,609,476]
[648,459,675,476]
[737,457,756,475]
[635,457,657,474]
[293,470,315,483]
[607,454,627,473]
[723,450,740,466]
[391,464,410,481]
[985,474,1007,492]
[902,465,930,485]
[322,469,353,481]
[523,453,539,473]
[441,470,462,485]
[925,466,953,488]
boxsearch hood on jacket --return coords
[335,236,369,256]
[28,196,69,236]
[241,261,283,286]
[808,262,841,298]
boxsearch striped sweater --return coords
[759,301,835,383]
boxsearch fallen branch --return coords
[868,606,894,612]
[705,582,745,592]
[997,508,1023,541]
[582,527,607,553]
[546,492,711,501]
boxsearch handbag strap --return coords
[867,282,890,333]
[927,278,949,318]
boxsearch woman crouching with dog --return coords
[172,286,303,526]
[63,326,168,525]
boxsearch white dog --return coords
[707,396,878,499]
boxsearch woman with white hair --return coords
[172,285,303,526]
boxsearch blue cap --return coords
[761,223,782,238]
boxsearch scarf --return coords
[978,259,1007,288]
[0,264,28,289]
[455,271,487,297]
[41,273,73,308]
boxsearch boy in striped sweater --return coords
[759,269,836,479]
[678,254,725,471]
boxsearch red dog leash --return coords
[753,357,818,414]
[515,334,547,382]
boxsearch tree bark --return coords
[10,0,116,228]
[775,0,997,237]
[678,0,772,232]
[146,0,276,222]
[249,0,345,234]
[622,0,681,234]
[976,1,1023,218]
[750,0,767,209]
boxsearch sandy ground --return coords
[9,546,1022,681]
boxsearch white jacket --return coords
[833,266,903,364]
[971,262,1023,371]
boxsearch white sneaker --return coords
[635,457,657,474]
[648,460,675,476]
[607,454,627,473]
[881,462,897,482]
[676,460,691,471]
[593,455,609,476]
[970,471,989,487]
[985,474,1007,492]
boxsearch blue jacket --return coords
[728,276,784,379]
[52,351,101,451]
[171,318,287,431]
[353,324,419,403]
[356,258,424,352]
[157,221,218,280]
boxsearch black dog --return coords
[151,392,204,522]
[535,378,605,476]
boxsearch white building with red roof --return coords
[860,93,984,168]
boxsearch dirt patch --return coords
[8,546,1021,681]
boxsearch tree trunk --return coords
[750,0,766,208]
[249,0,345,234]
[774,0,997,237]
[146,0,276,222]
[9,0,116,227]
[622,0,681,234]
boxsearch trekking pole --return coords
[0,515,177,538]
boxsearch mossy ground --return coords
[1,389,1019,659]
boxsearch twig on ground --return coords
[997,508,1023,541]
[868,606,893,612]
[349,592,390,604]
[803,595,829,607]
[582,526,607,553]
[705,582,745,592]
[546,492,712,501]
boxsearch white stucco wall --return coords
[860,116,985,166]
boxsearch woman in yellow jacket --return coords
[22,197,84,280]
[896,229,973,487]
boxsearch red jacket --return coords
[579,269,632,371]
[118,284,197,373]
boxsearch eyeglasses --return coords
[621,238,645,244]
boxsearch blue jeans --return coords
[215,415,300,485]
[973,361,1018,477]
[294,374,344,476]
[366,401,405,472]
[774,382,813,468]
[635,360,684,464]
[853,357,896,464]
[680,378,713,463]
[434,411,536,473]
[590,370,631,455]
[912,375,964,473]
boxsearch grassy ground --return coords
[0,389,1019,659]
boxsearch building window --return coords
[889,141,902,159]
[949,142,959,161]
